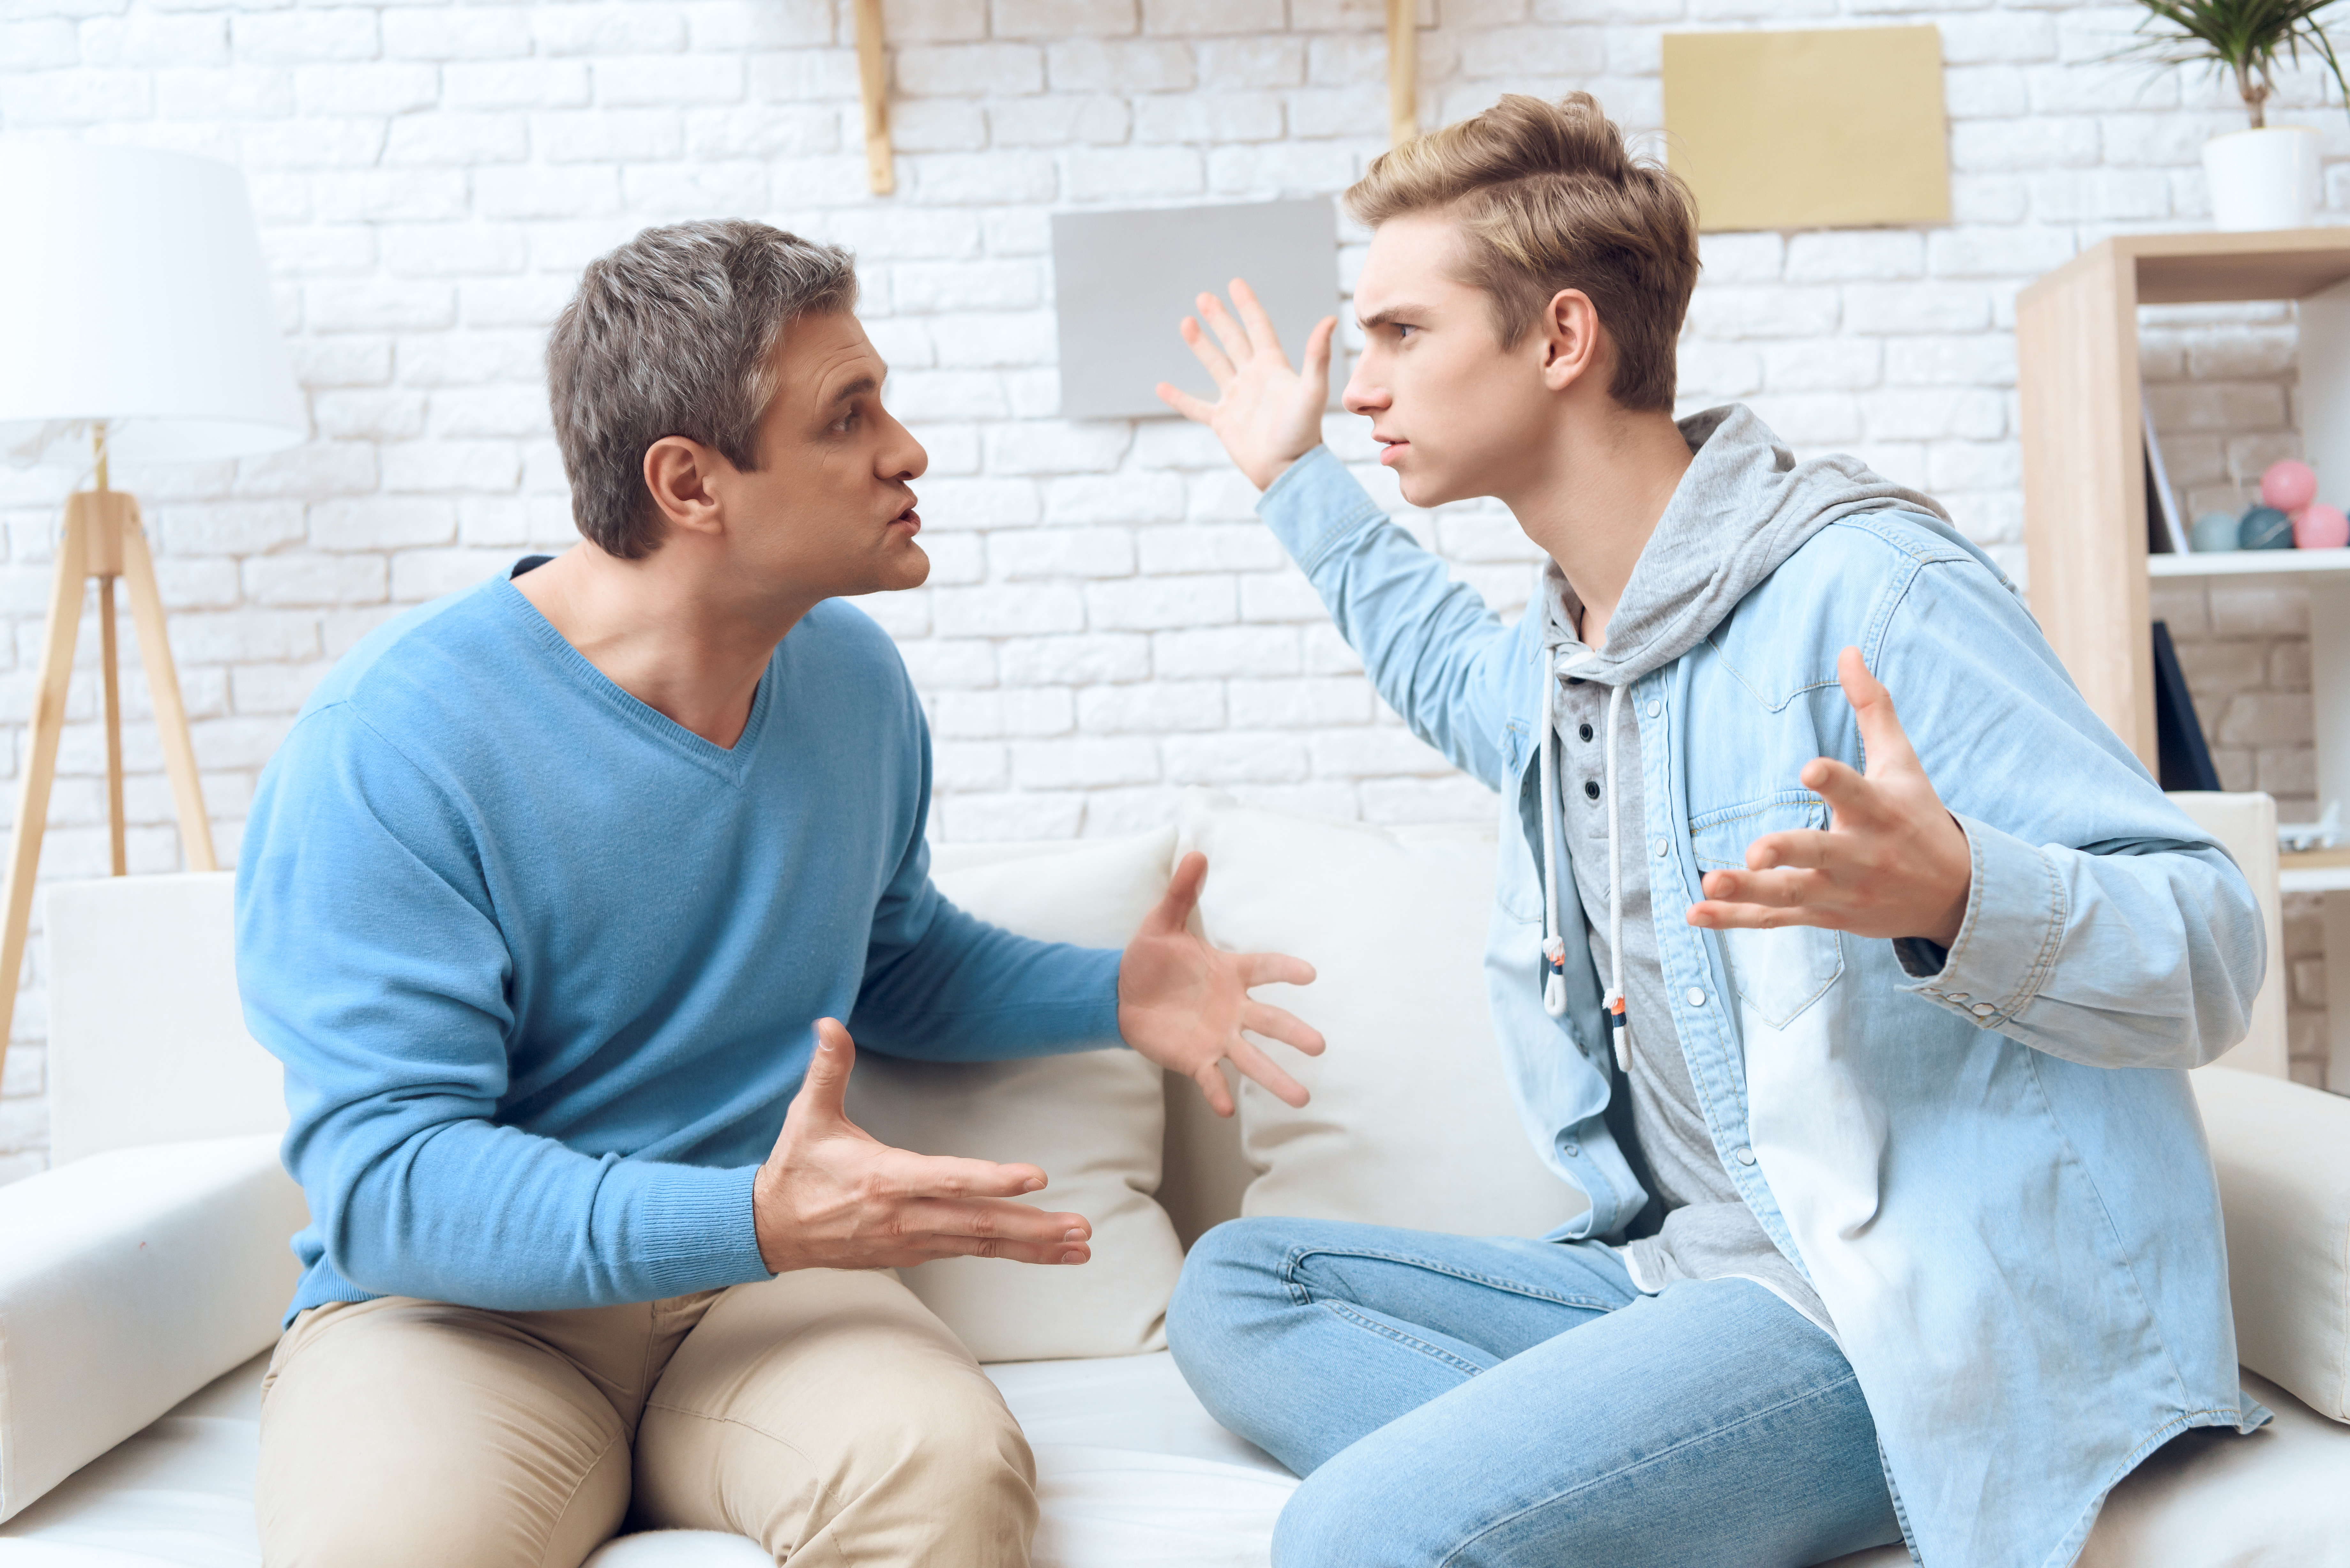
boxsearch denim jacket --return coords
[1257,441,2268,1568]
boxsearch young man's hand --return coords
[1156,278,1338,492]
[1118,851,1326,1116]
[1686,647,1973,949]
[752,1018,1093,1274]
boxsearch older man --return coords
[236,220,1323,1568]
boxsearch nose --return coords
[1342,357,1387,418]
[878,402,926,482]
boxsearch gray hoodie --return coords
[1536,405,1947,1330]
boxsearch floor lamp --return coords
[0,144,307,1079]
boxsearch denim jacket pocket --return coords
[1690,791,1845,1029]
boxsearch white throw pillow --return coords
[1176,790,1586,1238]
[844,829,1183,1361]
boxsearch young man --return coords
[1157,94,2267,1568]
[235,220,1322,1568]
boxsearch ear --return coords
[1536,288,1606,395]
[642,436,729,540]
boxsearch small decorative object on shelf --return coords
[2242,503,2298,548]
[2264,457,2320,510]
[2297,501,2350,547]
[2193,510,2245,549]
[2114,0,2349,230]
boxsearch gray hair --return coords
[547,220,860,559]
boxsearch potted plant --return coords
[2119,0,2350,230]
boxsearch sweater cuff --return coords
[595,1157,773,1291]
[1256,444,1385,573]
[1893,812,2068,1032]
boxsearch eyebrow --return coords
[827,370,885,408]
[1356,305,1432,331]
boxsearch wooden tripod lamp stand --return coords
[0,144,308,1071]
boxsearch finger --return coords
[1227,1035,1310,1109]
[1144,851,1207,936]
[898,1198,1092,1247]
[871,1146,1049,1200]
[1239,950,1315,988]
[799,1018,857,1122]
[1197,290,1256,365]
[1700,864,1832,909]
[1301,314,1336,401]
[1297,315,1335,385]
[1838,646,1917,775]
[1796,757,1896,834]
[922,1234,1094,1266]
[1155,381,1217,423]
[1179,313,1237,389]
[1230,277,1287,364]
[1240,998,1326,1057]
[1193,1060,1236,1118]
[1741,828,1843,874]
[1685,898,1853,932]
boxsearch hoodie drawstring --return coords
[1538,650,1632,1075]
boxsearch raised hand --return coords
[1686,647,1973,948]
[1156,277,1338,492]
[752,1018,1094,1274]
[1118,851,1326,1117]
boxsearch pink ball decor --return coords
[2263,459,2320,513]
[2294,503,2350,550]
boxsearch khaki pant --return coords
[255,1268,1036,1568]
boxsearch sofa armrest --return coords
[2190,1067,2350,1422]
[0,1134,305,1522]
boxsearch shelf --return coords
[2149,548,2350,584]
[2115,228,2350,305]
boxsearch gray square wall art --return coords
[1052,196,1341,421]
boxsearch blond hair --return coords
[1346,94,1698,412]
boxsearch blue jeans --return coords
[1167,1218,1906,1568]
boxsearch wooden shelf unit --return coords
[2017,229,2350,764]
[2020,229,2350,1093]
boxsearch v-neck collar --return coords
[492,577,776,788]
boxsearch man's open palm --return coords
[1156,278,1337,493]
[1686,647,1974,948]
[1119,852,1325,1116]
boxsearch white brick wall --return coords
[0,0,2337,1175]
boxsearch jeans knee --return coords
[1272,1456,1394,1568]
[1167,1218,1291,1388]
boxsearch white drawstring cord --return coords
[1603,681,1629,1074]
[1539,649,1569,1018]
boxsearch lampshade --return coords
[0,141,307,468]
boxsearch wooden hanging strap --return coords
[855,0,894,196]
[1387,0,1417,147]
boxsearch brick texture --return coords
[0,0,2334,1174]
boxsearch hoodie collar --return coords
[1538,404,1951,688]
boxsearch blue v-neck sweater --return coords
[236,572,1124,1322]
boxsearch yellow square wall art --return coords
[1662,25,1951,233]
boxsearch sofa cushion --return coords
[1175,790,1586,1238]
[2190,1065,2350,1423]
[845,830,1184,1361]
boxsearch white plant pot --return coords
[2204,126,2323,232]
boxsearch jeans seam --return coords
[1431,1368,1869,1568]
[1277,1244,1619,1315]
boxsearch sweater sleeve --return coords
[846,705,1126,1061]
[236,705,773,1312]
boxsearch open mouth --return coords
[890,502,921,535]
[1376,436,1408,465]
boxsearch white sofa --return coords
[0,790,2345,1568]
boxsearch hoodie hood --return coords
[1540,403,1951,685]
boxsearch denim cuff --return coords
[1893,812,2068,1031]
[1256,444,1386,574]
